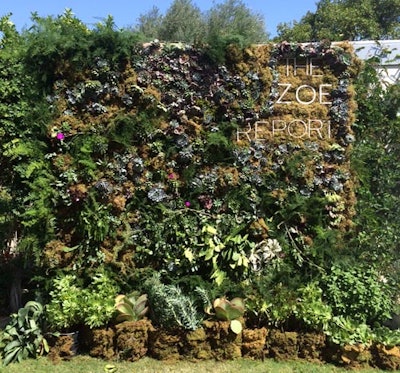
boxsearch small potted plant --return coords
[45,274,83,360]
[114,292,153,361]
[78,272,120,360]
[196,287,245,359]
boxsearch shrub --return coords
[144,274,202,331]
[81,271,120,329]
[321,265,394,325]
[45,274,83,331]
[46,271,119,331]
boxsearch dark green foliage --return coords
[351,56,400,282]
[23,10,142,89]
[107,112,162,148]
[23,10,90,88]
[205,34,247,64]
[276,0,400,42]
[205,131,234,162]
[88,16,141,64]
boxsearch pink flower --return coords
[184,201,191,207]
[168,173,175,179]
[56,132,65,141]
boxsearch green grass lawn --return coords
[0,355,391,373]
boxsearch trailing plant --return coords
[114,293,149,323]
[1,301,49,366]
[144,274,202,331]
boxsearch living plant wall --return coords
[0,13,359,284]
[35,39,358,283]
[2,13,397,337]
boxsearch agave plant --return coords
[196,288,245,334]
[114,293,148,323]
[212,297,245,334]
[1,301,49,366]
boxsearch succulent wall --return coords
[29,39,360,285]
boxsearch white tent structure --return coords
[350,40,400,86]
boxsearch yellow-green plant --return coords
[46,274,83,332]
[199,225,253,286]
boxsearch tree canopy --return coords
[276,0,400,42]
[135,0,268,44]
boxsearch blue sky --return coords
[0,0,318,37]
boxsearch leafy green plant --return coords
[325,316,374,346]
[351,54,400,287]
[81,271,120,329]
[1,301,49,366]
[45,274,83,331]
[115,293,149,322]
[321,265,394,325]
[145,274,202,331]
[199,224,254,285]
[295,281,332,332]
[374,326,400,348]
[46,271,119,330]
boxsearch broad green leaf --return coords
[214,306,229,321]
[4,340,21,351]
[204,249,214,261]
[3,347,20,366]
[115,303,132,315]
[230,319,243,334]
